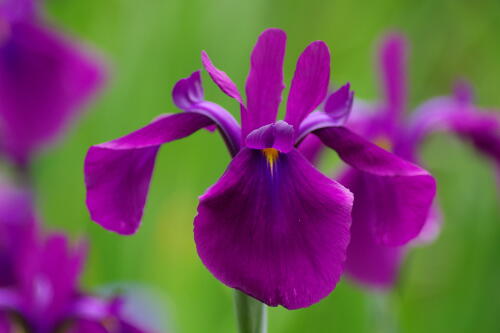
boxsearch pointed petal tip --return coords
[201,50,243,104]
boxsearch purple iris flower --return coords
[301,33,499,289]
[0,0,104,166]
[0,187,151,332]
[84,29,436,309]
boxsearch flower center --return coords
[262,148,279,174]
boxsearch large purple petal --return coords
[316,126,436,246]
[339,169,403,288]
[0,21,105,165]
[244,29,286,137]
[285,41,330,130]
[85,112,213,235]
[194,147,353,309]
[378,33,407,122]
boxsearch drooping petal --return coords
[316,126,436,246]
[339,168,403,288]
[285,41,330,130]
[201,51,244,105]
[244,28,286,137]
[85,112,213,235]
[194,147,353,309]
[378,33,407,121]
[245,121,294,153]
[172,71,241,156]
[0,21,105,165]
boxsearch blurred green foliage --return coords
[31,0,500,332]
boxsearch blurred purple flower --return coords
[301,33,499,289]
[84,29,435,309]
[0,0,105,166]
[0,187,152,332]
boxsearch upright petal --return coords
[201,51,244,105]
[285,41,330,130]
[316,126,436,246]
[194,148,353,309]
[378,33,407,121]
[339,169,403,288]
[244,29,286,137]
[85,112,213,235]
[0,21,105,165]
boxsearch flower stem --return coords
[234,290,267,333]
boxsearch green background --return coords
[33,0,500,332]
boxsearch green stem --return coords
[234,290,267,333]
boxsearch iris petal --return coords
[316,126,436,246]
[378,33,407,122]
[85,112,213,235]
[244,29,286,137]
[0,21,104,165]
[285,41,330,130]
[194,148,353,309]
[339,169,403,288]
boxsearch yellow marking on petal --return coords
[262,148,279,174]
[374,136,393,151]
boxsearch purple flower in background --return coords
[0,0,105,166]
[0,187,151,332]
[301,33,499,289]
[84,28,435,309]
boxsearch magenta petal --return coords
[0,0,35,21]
[378,33,407,120]
[339,169,403,288]
[194,148,353,309]
[324,84,354,123]
[0,184,36,287]
[172,71,241,156]
[0,22,104,165]
[316,126,436,246]
[285,41,330,130]
[85,112,213,234]
[201,51,244,105]
[245,121,294,153]
[244,29,286,136]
